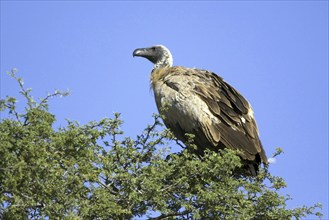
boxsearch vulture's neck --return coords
[151,49,174,87]
[152,53,173,71]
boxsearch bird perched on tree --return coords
[133,45,268,175]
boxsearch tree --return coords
[0,70,322,219]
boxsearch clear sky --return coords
[1,1,328,219]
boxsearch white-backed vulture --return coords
[133,45,268,175]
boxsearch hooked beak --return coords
[133,48,148,57]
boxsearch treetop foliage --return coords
[0,70,322,219]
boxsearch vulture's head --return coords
[133,45,173,69]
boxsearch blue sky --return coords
[1,1,328,218]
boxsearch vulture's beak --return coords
[133,48,148,57]
[133,46,159,64]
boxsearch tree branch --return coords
[148,210,191,220]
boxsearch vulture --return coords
[133,45,268,175]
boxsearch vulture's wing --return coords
[157,67,267,164]
[192,68,267,163]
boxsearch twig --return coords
[148,210,191,220]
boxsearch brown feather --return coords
[151,66,268,169]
